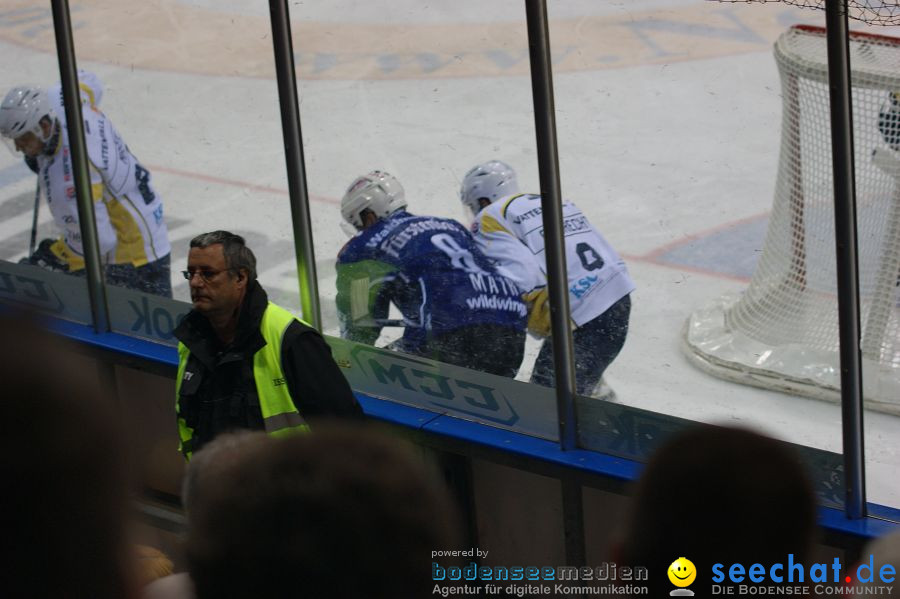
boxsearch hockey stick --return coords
[354,317,408,328]
[375,318,406,327]
[28,179,40,257]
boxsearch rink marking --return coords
[147,163,339,206]
[639,211,769,261]
[627,211,770,282]
[0,1,820,80]
[624,253,754,284]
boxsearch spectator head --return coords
[188,231,257,282]
[616,424,817,594]
[0,313,134,599]
[185,231,256,318]
[181,429,269,523]
[187,422,461,599]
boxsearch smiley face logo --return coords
[668,557,696,588]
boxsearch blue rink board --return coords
[42,314,900,541]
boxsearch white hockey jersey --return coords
[471,193,635,327]
[47,69,104,117]
[36,95,170,270]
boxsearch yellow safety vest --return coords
[175,302,310,460]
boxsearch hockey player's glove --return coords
[523,287,578,337]
[524,287,551,337]
[19,238,70,273]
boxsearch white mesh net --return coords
[684,25,900,414]
[710,0,900,27]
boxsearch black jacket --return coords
[174,280,361,454]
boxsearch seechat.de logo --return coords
[668,557,696,596]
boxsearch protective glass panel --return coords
[11,0,306,345]
[0,4,91,323]
[556,1,855,508]
[561,2,897,514]
[293,0,900,513]
[293,0,558,440]
[9,0,899,514]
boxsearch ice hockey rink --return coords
[1,0,899,508]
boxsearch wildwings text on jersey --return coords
[465,295,528,316]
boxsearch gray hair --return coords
[189,230,257,281]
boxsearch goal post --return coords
[683,25,900,414]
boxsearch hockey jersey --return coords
[472,193,635,327]
[47,69,104,116]
[336,210,527,352]
[35,97,170,270]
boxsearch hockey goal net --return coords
[683,25,900,414]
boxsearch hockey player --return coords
[878,91,900,151]
[460,160,635,397]
[336,170,528,377]
[0,75,172,297]
[22,70,103,176]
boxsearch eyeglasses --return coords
[182,268,230,282]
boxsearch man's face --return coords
[186,244,246,316]
[13,132,44,158]
[10,119,53,158]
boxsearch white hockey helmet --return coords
[0,86,55,144]
[460,160,519,216]
[341,170,407,229]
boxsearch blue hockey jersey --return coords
[336,210,527,353]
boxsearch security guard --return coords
[174,231,361,460]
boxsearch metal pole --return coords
[524,0,578,451]
[824,0,866,519]
[50,0,109,333]
[525,0,586,571]
[268,0,322,330]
